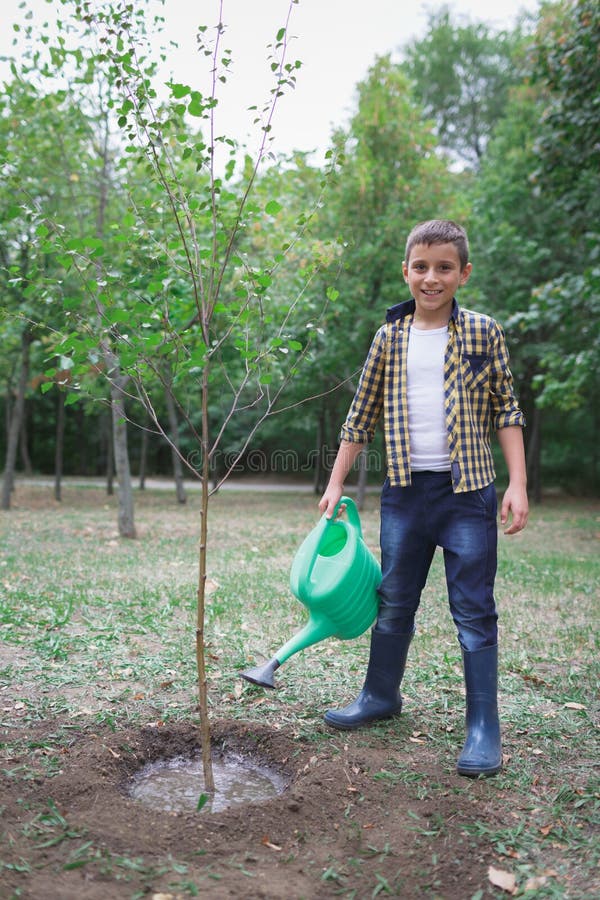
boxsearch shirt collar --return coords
[386,297,460,324]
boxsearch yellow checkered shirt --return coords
[340,299,526,492]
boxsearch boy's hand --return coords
[500,484,529,535]
[318,485,344,520]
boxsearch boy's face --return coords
[402,242,472,326]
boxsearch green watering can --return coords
[240,496,382,689]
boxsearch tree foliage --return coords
[401,5,527,168]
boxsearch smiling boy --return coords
[319,219,528,776]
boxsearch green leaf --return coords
[196,793,209,811]
[104,308,130,324]
[188,92,206,117]
[170,82,191,99]
[265,200,282,216]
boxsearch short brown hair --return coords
[405,220,470,270]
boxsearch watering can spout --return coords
[239,496,381,690]
[239,656,280,690]
[239,617,333,689]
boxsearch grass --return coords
[1,482,599,898]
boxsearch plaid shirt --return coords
[340,298,526,492]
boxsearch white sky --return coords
[2,0,539,162]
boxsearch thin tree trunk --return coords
[196,366,214,792]
[526,404,542,504]
[19,402,33,476]
[165,381,187,504]
[1,329,32,510]
[106,407,115,496]
[54,390,66,502]
[138,424,148,490]
[109,374,136,538]
[312,404,325,495]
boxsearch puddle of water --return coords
[128,751,287,813]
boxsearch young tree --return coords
[3,0,342,790]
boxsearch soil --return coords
[1,715,515,899]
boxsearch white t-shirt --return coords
[406,325,451,472]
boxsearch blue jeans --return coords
[376,472,498,651]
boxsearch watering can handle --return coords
[305,495,362,583]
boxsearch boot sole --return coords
[323,711,400,731]
[456,762,502,777]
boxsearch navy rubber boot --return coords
[324,629,413,730]
[457,644,502,777]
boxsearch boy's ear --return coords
[402,260,409,282]
[460,262,473,285]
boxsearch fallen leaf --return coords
[133,692,145,700]
[106,747,121,759]
[233,682,243,699]
[488,865,517,894]
[540,823,554,836]
[564,701,586,710]
[524,876,547,891]
[409,737,426,744]
[522,673,550,687]
[261,836,282,851]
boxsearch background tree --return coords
[311,55,468,502]
[401,5,528,169]
[467,0,599,497]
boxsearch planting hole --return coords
[128,751,287,813]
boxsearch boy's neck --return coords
[412,313,450,330]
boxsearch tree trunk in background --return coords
[312,404,326,494]
[165,382,187,504]
[106,366,136,537]
[1,329,32,510]
[356,447,367,510]
[54,390,65,502]
[526,404,542,504]
[19,401,33,476]
[105,407,114,496]
[138,424,148,490]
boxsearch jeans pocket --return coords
[476,483,498,516]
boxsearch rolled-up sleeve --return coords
[489,322,526,431]
[340,326,386,443]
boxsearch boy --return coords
[318,220,528,777]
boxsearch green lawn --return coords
[1,483,598,897]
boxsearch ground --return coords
[1,714,524,900]
[1,483,598,898]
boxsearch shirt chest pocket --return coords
[460,353,490,391]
